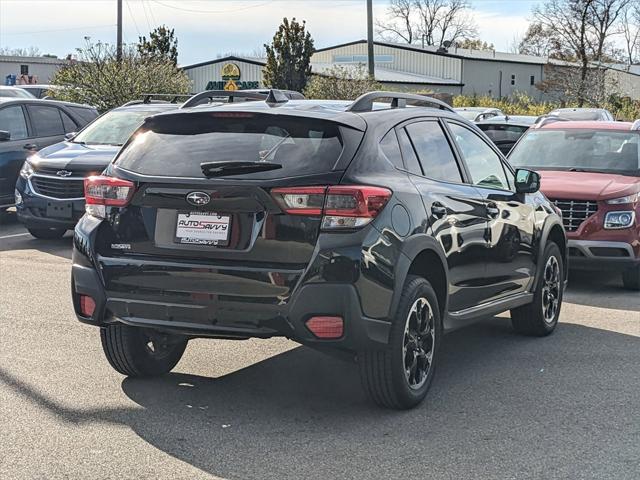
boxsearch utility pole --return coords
[366,0,375,79]
[116,0,123,61]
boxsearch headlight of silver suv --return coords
[19,161,34,179]
[604,211,635,229]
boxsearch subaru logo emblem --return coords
[186,191,210,206]
[56,170,72,177]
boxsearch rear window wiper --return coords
[200,161,282,177]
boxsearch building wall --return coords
[606,68,640,100]
[184,60,265,92]
[312,43,462,82]
[460,59,545,99]
[379,82,462,95]
[1,56,65,84]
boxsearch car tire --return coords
[358,275,441,409]
[511,242,564,336]
[621,265,640,291]
[27,227,66,239]
[100,324,188,377]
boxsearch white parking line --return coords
[0,232,30,240]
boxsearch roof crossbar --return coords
[180,90,268,109]
[347,91,454,113]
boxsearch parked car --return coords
[17,84,62,99]
[547,108,615,121]
[71,91,566,409]
[0,98,98,214]
[477,115,538,155]
[454,107,504,122]
[15,101,180,238]
[509,120,639,290]
[0,86,36,99]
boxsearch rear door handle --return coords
[23,143,38,150]
[486,203,500,218]
[431,203,447,218]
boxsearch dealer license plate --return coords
[175,212,231,246]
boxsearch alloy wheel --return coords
[542,255,561,323]
[402,297,435,390]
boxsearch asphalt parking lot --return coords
[1,210,638,480]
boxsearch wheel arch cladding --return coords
[392,235,449,321]
[537,219,568,285]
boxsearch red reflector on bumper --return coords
[79,295,96,317]
[305,316,344,339]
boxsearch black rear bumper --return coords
[71,262,391,352]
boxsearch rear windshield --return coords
[509,129,640,176]
[114,112,345,179]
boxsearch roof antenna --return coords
[266,89,288,106]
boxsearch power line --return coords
[149,0,274,14]
[144,0,158,26]
[140,0,153,31]
[125,0,141,37]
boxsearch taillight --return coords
[271,185,392,230]
[84,175,136,218]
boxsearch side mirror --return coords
[65,132,77,141]
[515,168,540,194]
[0,130,10,141]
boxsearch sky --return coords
[0,0,540,65]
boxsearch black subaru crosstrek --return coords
[71,91,567,409]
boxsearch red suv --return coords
[509,120,639,290]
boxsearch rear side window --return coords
[115,112,345,179]
[68,106,98,126]
[27,105,65,136]
[379,129,403,168]
[405,121,462,183]
[0,106,28,140]
[60,110,78,132]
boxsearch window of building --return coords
[332,54,394,63]
[20,65,29,75]
[511,74,516,86]
[530,75,535,86]
[405,121,462,183]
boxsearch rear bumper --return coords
[567,239,640,271]
[71,261,391,352]
[15,177,84,229]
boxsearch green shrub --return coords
[452,93,639,121]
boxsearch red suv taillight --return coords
[271,185,392,229]
[84,175,136,218]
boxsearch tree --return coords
[304,65,383,100]
[50,41,190,112]
[517,23,566,58]
[456,39,494,51]
[263,18,314,91]
[376,0,477,46]
[0,46,42,57]
[527,0,633,105]
[619,2,640,64]
[137,25,178,65]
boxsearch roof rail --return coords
[180,90,268,109]
[346,91,454,113]
[124,93,193,106]
[631,119,640,131]
[533,114,571,128]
